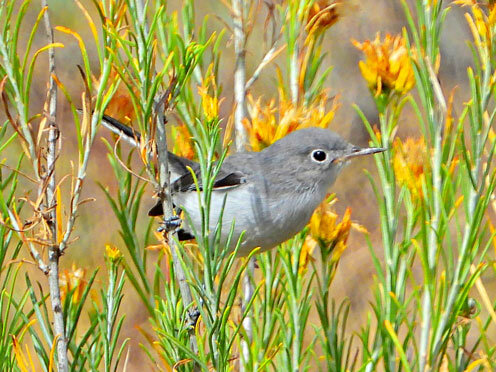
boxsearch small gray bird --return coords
[101,115,385,256]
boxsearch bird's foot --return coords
[158,215,182,233]
[187,307,201,328]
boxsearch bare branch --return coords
[154,86,200,356]
[232,0,248,149]
[231,1,254,369]
[41,1,68,371]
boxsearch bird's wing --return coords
[96,115,251,216]
[172,169,247,193]
[148,166,248,216]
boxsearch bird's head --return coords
[262,127,385,191]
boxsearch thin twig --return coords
[232,0,248,148]
[154,94,199,356]
[245,44,284,91]
[232,1,254,369]
[58,61,112,255]
[6,209,48,274]
[41,1,68,371]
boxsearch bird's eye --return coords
[311,149,327,162]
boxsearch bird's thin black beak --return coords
[335,147,386,162]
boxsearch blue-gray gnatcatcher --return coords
[101,115,385,256]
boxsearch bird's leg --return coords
[158,215,182,233]
[158,206,183,233]
[185,283,205,328]
[187,307,201,328]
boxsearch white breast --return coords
[174,181,327,256]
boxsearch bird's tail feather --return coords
[101,114,141,147]
[98,113,198,180]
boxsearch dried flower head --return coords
[392,137,427,200]
[244,90,339,151]
[59,264,87,304]
[352,33,415,97]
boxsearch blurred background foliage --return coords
[1,0,496,371]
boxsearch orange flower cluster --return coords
[244,90,339,152]
[302,200,368,267]
[352,33,415,97]
[392,137,427,201]
[59,264,87,304]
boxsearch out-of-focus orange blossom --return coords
[392,137,427,201]
[59,264,87,304]
[352,33,415,97]
[97,69,138,125]
[244,89,339,151]
[172,123,196,160]
[306,0,342,33]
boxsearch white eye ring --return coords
[311,149,327,162]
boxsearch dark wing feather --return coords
[147,171,247,216]
[172,170,247,193]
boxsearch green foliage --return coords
[0,0,496,371]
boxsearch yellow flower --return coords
[172,123,196,160]
[309,201,339,244]
[300,235,318,274]
[352,33,415,97]
[59,264,87,304]
[307,201,366,261]
[392,137,427,201]
[244,90,339,151]
[462,3,496,53]
[198,72,221,121]
[105,244,122,261]
[455,0,496,11]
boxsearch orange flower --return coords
[244,90,339,151]
[352,33,415,97]
[59,264,87,304]
[392,137,427,200]
[307,0,341,33]
[306,200,367,261]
